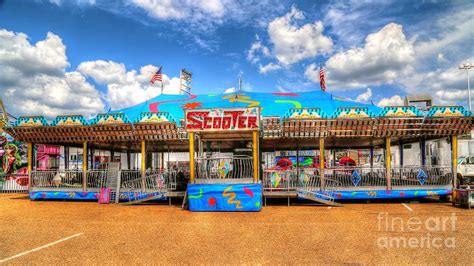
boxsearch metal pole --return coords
[27,143,33,190]
[452,135,458,190]
[385,137,391,190]
[319,138,325,190]
[189,132,195,183]
[468,68,471,111]
[141,140,146,175]
[82,141,87,192]
[253,131,259,183]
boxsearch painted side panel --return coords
[188,183,262,212]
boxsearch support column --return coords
[27,143,33,190]
[64,145,69,169]
[160,152,165,170]
[319,138,325,189]
[370,147,374,168]
[420,139,426,166]
[82,141,87,192]
[386,137,392,190]
[189,132,195,183]
[126,149,131,170]
[252,131,259,183]
[141,140,146,175]
[452,135,458,189]
[399,141,404,166]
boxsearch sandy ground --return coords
[0,194,473,265]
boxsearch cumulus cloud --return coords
[268,7,333,65]
[224,87,236,93]
[316,23,415,89]
[246,35,270,64]
[377,95,404,107]
[78,61,181,109]
[0,29,104,119]
[259,63,282,74]
[132,0,225,20]
[355,88,372,103]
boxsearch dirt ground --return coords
[0,194,472,265]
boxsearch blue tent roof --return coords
[110,90,382,122]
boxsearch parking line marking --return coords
[401,203,413,212]
[327,206,332,209]
[0,233,83,263]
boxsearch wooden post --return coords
[27,143,33,190]
[141,140,146,175]
[253,131,259,183]
[189,132,195,183]
[386,137,392,190]
[319,138,325,189]
[452,135,458,190]
[82,141,87,192]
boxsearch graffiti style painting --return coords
[188,183,262,212]
[0,132,28,191]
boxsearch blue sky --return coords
[0,0,472,118]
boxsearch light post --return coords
[458,63,472,111]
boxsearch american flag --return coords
[319,65,326,91]
[149,66,162,84]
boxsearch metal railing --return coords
[391,166,452,187]
[263,165,454,191]
[326,167,387,188]
[31,170,83,189]
[195,155,253,180]
[299,171,341,202]
[121,173,168,203]
[0,173,29,193]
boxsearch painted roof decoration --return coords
[134,112,175,123]
[90,113,130,125]
[426,106,471,117]
[51,115,87,126]
[12,116,49,127]
[283,108,327,119]
[111,91,383,121]
[9,91,472,128]
[379,106,423,117]
[332,107,375,118]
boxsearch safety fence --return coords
[263,165,454,191]
[390,166,452,187]
[0,173,29,193]
[30,169,178,191]
[326,167,387,188]
[195,155,253,180]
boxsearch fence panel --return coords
[0,173,29,193]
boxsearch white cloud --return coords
[132,0,225,20]
[355,88,372,103]
[224,87,236,93]
[0,29,104,119]
[246,35,270,64]
[78,61,181,109]
[377,95,404,107]
[268,7,333,65]
[319,23,415,89]
[259,63,281,74]
[78,60,126,84]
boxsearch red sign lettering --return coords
[185,108,259,131]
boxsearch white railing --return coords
[326,167,387,188]
[31,170,83,189]
[0,173,29,193]
[195,155,253,180]
[263,165,454,191]
[391,166,453,187]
